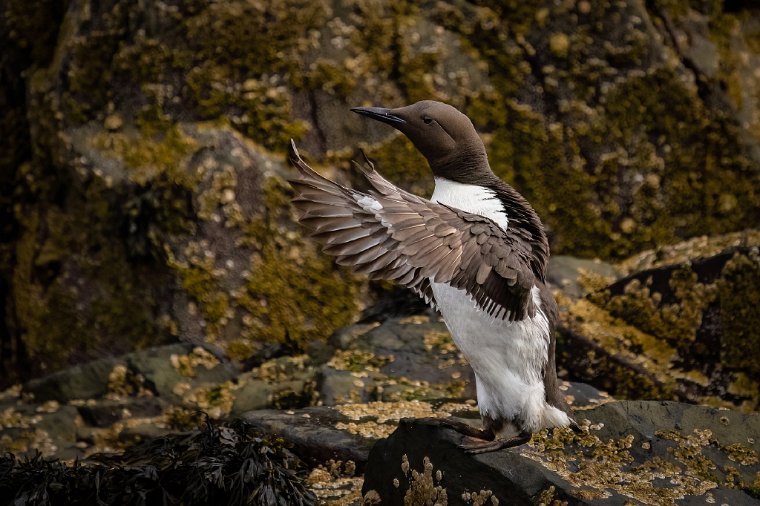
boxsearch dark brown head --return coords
[351,100,491,182]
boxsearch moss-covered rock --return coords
[6,117,366,382]
[5,0,760,388]
[559,238,760,411]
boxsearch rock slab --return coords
[363,401,760,505]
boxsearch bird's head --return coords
[351,100,489,180]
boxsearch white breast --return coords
[430,177,508,230]
[428,177,568,432]
[431,283,568,432]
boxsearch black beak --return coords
[351,106,406,126]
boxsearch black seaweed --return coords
[0,418,316,506]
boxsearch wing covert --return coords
[288,140,538,321]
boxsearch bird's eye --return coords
[423,117,433,124]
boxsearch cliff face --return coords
[1,0,760,383]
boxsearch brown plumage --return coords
[289,142,537,321]
[288,100,574,454]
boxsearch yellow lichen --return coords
[327,349,393,372]
[559,294,677,398]
[524,425,719,505]
[723,443,759,466]
[170,346,220,378]
[180,381,235,418]
[594,265,718,346]
[251,355,310,383]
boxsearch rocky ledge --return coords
[363,401,760,505]
[2,235,760,503]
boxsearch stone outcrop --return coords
[2,0,760,386]
[2,250,759,502]
[1,0,760,503]
[557,233,760,410]
[362,401,760,505]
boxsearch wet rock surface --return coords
[363,401,760,505]
[243,407,376,470]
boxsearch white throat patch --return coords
[430,177,509,231]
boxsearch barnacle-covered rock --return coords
[558,234,760,410]
[3,0,760,389]
[362,400,760,505]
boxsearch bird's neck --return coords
[430,146,492,186]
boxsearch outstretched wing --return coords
[288,141,538,321]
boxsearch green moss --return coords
[599,68,758,254]
[328,350,392,373]
[565,344,674,401]
[162,405,206,431]
[429,3,760,260]
[236,177,362,348]
[718,250,760,374]
[648,0,691,16]
[91,125,198,185]
[166,246,230,340]
[432,4,528,99]
[747,472,760,499]
[185,0,326,79]
[179,1,322,148]
[63,33,123,122]
[709,14,745,108]
[13,191,165,375]
[301,59,358,99]
[557,296,678,400]
[593,265,718,347]
[271,382,315,410]
[57,0,320,151]
[349,1,417,84]
[482,64,760,259]
[184,66,309,150]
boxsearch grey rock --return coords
[318,367,375,406]
[24,343,238,404]
[562,381,611,409]
[128,343,240,401]
[340,316,475,395]
[559,246,760,408]
[362,400,760,505]
[547,255,620,299]
[270,379,314,410]
[6,0,760,394]
[76,397,166,427]
[24,358,119,403]
[240,382,607,477]
[230,379,274,415]
[242,407,375,471]
[0,405,81,460]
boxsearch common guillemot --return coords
[288,100,575,453]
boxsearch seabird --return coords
[288,100,575,453]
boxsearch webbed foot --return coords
[458,431,532,454]
[415,417,491,439]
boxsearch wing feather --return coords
[288,140,541,320]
